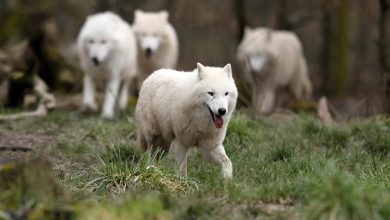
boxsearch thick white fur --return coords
[237,27,312,114]
[132,10,179,89]
[77,11,137,118]
[135,63,238,179]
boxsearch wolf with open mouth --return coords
[135,63,238,179]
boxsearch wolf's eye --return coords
[225,92,229,96]
[101,40,106,44]
[88,39,94,44]
[207,92,214,96]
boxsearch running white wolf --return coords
[237,27,312,115]
[132,10,179,89]
[77,11,137,118]
[135,63,238,179]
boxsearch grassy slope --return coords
[0,109,389,219]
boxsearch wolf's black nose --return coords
[145,48,152,57]
[218,108,226,115]
[92,57,99,65]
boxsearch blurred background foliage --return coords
[0,0,389,115]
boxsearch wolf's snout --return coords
[145,48,152,57]
[218,108,227,116]
[92,57,100,66]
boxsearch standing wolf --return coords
[135,63,238,179]
[237,27,312,115]
[77,12,137,118]
[132,10,178,89]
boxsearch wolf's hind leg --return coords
[119,79,130,110]
[137,129,148,151]
[255,89,275,115]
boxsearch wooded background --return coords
[0,0,389,116]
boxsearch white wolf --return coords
[77,11,137,118]
[237,27,312,115]
[132,10,178,89]
[135,63,238,179]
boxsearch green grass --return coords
[0,109,389,219]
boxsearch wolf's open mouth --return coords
[207,106,224,129]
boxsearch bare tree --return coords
[378,0,390,114]
[277,0,290,29]
[96,0,118,13]
[322,0,350,96]
[0,1,5,22]
[233,0,246,43]
[277,0,321,30]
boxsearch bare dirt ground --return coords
[0,132,54,161]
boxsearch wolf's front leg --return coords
[172,140,189,178]
[119,78,130,110]
[102,74,121,118]
[201,145,233,179]
[82,74,98,112]
[257,89,275,115]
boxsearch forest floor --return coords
[0,106,389,219]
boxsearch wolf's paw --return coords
[223,171,233,180]
[101,111,115,119]
[222,164,233,180]
[81,103,99,114]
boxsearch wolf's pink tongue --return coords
[214,116,224,129]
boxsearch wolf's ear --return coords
[159,10,169,22]
[197,62,206,80]
[223,63,232,79]
[134,10,144,22]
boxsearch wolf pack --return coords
[77,11,312,179]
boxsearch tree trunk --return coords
[378,0,390,114]
[322,0,350,96]
[96,0,118,13]
[0,0,5,23]
[277,0,292,30]
[233,0,246,43]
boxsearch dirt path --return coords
[0,132,54,161]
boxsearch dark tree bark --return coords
[277,0,291,30]
[0,2,61,89]
[96,0,118,13]
[277,0,321,30]
[233,0,246,43]
[5,43,37,107]
[166,0,176,12]
[321,0,350,96]
[378,0,390,114]
[0,0,5,23]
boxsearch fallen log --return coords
[0,77,55,121]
